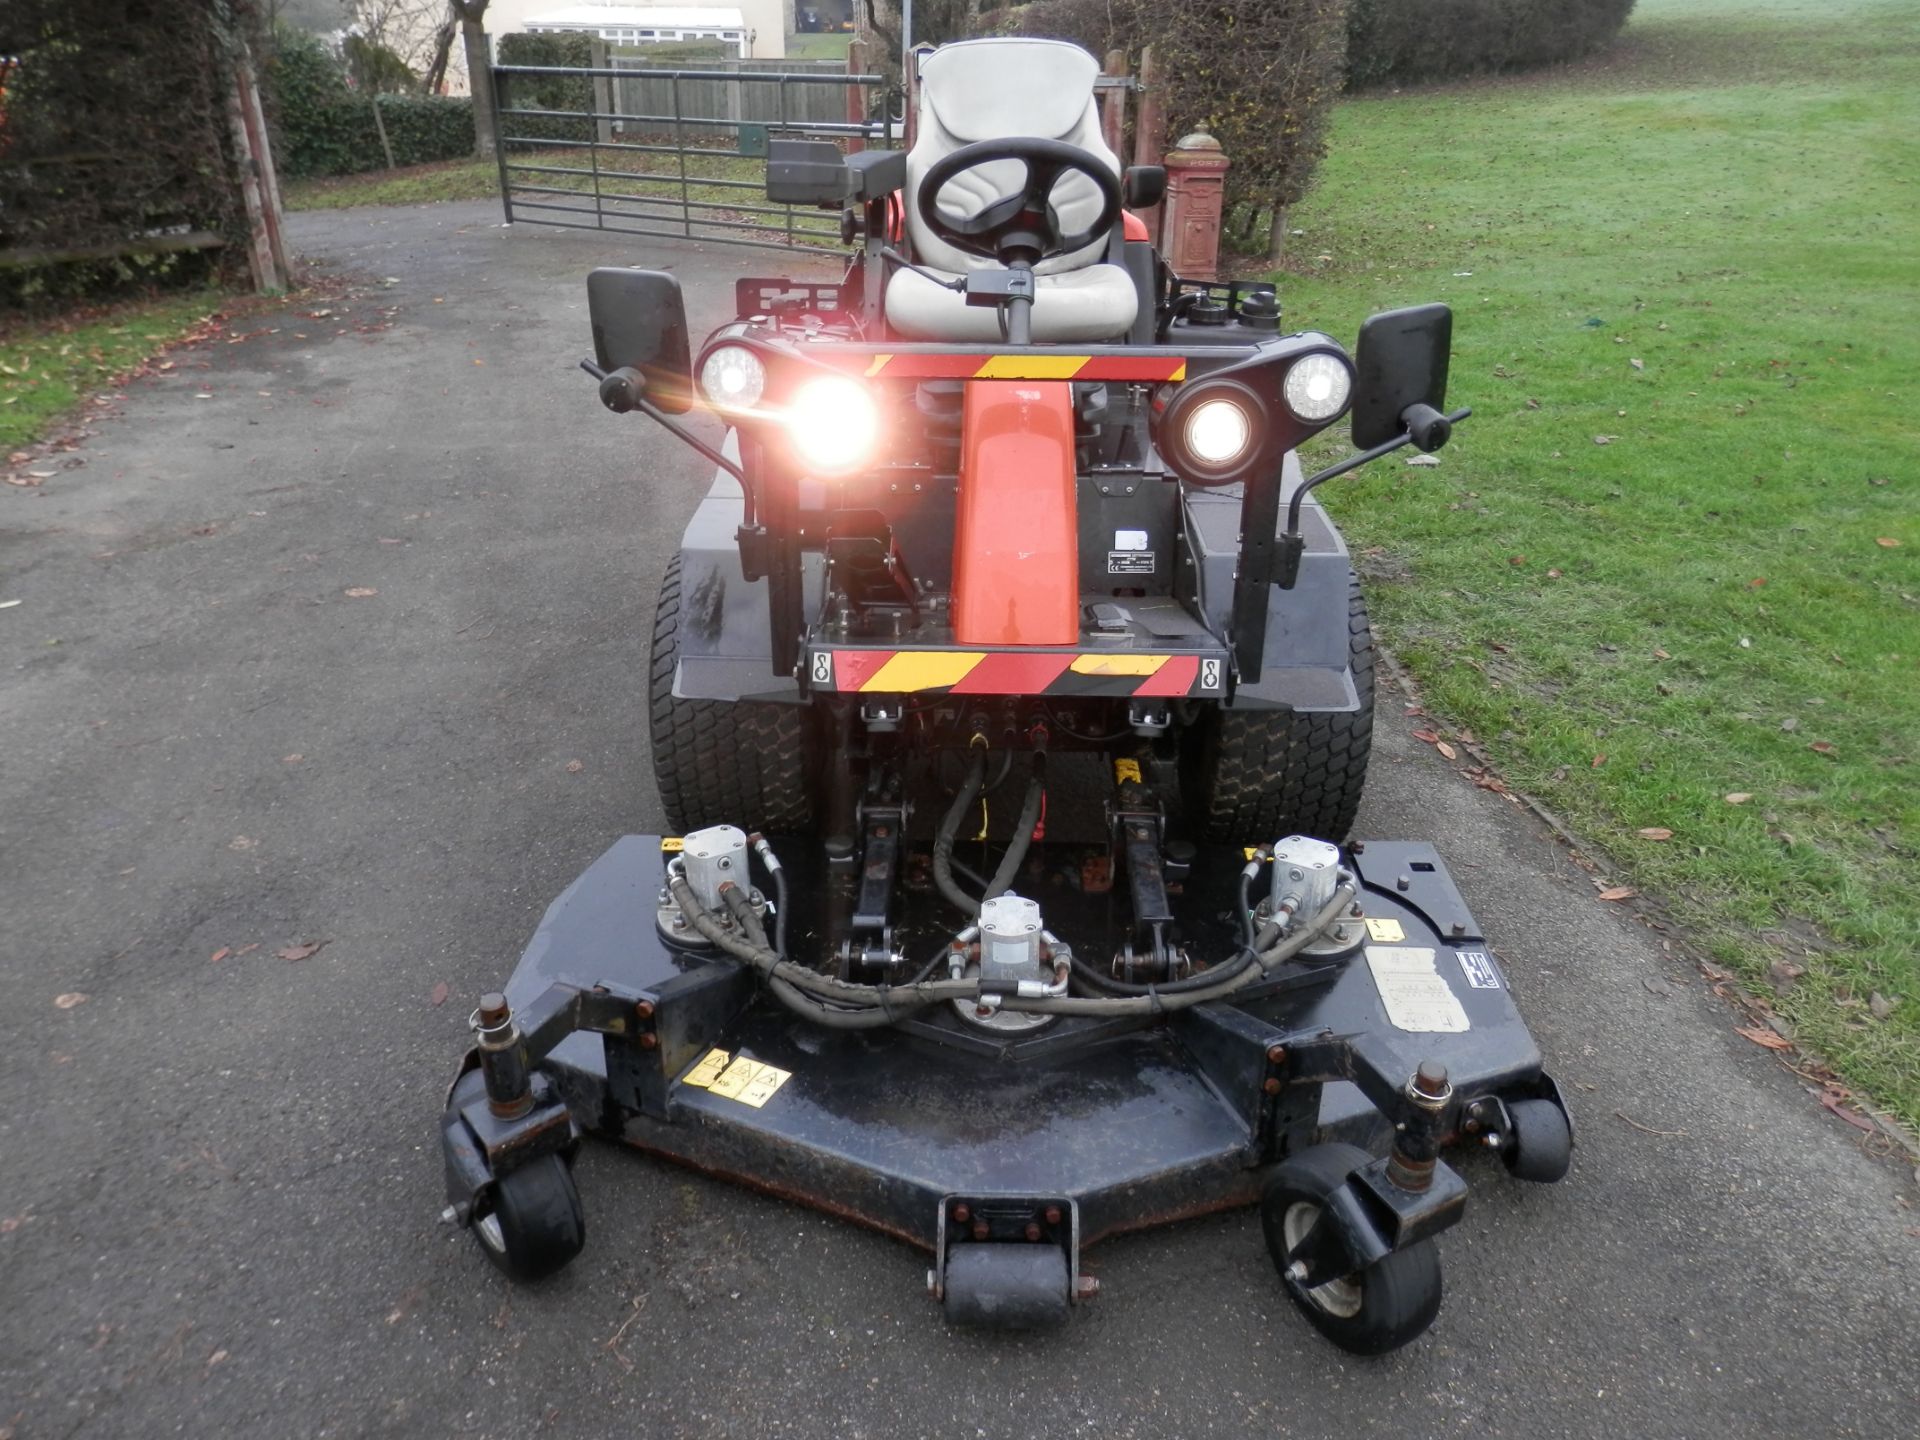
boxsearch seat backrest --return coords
[906,39,1119,276]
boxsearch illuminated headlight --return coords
[788,376,878,473]
[699,344,767,409]
[1185,397,1253,466]
[1282,352,1353,422]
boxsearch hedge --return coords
[1016,1,1348,248]
[493,32,596,145]
[267,27,476,179]
[1346,0,1638,87]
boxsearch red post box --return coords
[1161,129,1230,281]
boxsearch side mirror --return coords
[1351,303,1452,449]
[1123,165,1167,210]
[587,268,693,415]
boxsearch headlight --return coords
[1153,378,1267,486]
[699,344,767,409]
[1185,398,1253,466]
[788,376,878,473]
[1282,352,1353,422]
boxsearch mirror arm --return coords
[1273,406,1471,589]
[579,358,755,521]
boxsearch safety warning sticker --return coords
[1364,917,1406,943]
[1365,947,1470,1033]
[683,1049,793,1107]
[1456,950,1503,990]
[681,1047,730,1088]
[710,1057,792,1107]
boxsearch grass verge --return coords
[0,291,233,453]
[284,156,501,211]
[1278,0,1920,1127]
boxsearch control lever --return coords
[575,356,753,503]
[1272,403,1472,588]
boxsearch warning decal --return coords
[681,1048,730,1088]
[682,1049,793,1108]
[1364,917,1406,943]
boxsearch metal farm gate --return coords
[489,59,894,253]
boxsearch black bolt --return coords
[1396,875,1412,892]
[1450,922,1468,937]
[1413,1061,1450,1098]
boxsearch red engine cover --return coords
[951,380,1081,647]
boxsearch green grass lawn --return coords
[284,146,840,242]
[0,292,233,452]
[784,32,855,61]
[1279,0,1920,1126]
[284,155,502,211]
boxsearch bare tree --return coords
[451,0,497,159]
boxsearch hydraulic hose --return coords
[931,748,989,918]
[1068,917,1283,999]
[982,756,1045,902]
[994,882,1358,1018]
[673,873,972,1009]
[672,868,1358,1028]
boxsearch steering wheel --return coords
[916,138,1123,265]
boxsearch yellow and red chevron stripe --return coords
[846,353,1188,383]
[817,648,1220,697]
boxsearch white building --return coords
[497,0,792,60]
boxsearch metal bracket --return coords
[932,1193,1087,1302]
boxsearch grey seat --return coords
[886,39,1140,344]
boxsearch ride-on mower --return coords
[439,37,1572,1352]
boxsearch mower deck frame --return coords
[441,833,1564,1294]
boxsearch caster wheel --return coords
[474,1154,586,1282]
[1261,1144,1442,1356]
[1503,1098,1573,1183]
[942,1245,1071,1330]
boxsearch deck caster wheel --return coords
[942,1245,1071,1330]
[1502,1098,1573,1183]
[1261,1144,1442,1356]
[474,1154,586,1282]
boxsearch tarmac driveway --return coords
[2,201,1915,1439]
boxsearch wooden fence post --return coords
[590,39,613,144]
[229,42,289,294]
[1132,44,1165,243]
[1100,49,1129,159]
[846,38,867,153]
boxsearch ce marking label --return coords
[1200,658,1222,692]
[810,651,834,685]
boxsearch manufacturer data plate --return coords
[1107,550,1156,575]
[1456,949,1503,989]
[1365,946,1471,1033]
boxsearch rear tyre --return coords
[649,554,816,833]
[1260,1143,1442,1356]
[1181,571,1374,843]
